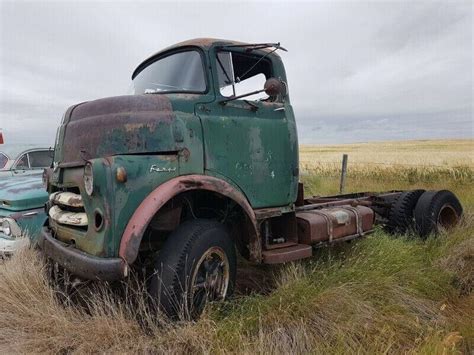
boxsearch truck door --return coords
[199,48,298,208]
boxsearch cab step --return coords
[262,244,312,264]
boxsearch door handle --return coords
[274,107,285,112]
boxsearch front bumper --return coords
[39,227,128,281]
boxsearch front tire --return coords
[148,219,236,319]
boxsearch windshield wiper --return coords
[218,42,287,52]
[143,83,189,94]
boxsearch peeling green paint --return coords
[48,39,298,258]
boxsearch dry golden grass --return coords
[300,139,474,183]
[300,139,474,168]
[1,217,472,353]
[0,139,473,353]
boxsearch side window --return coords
[217,51,273,102]
[29,150,52,168]
[15,154,29,169]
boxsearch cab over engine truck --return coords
[41,39,463,318]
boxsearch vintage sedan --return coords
[0,174,52,259]
[0,175,50,256]
[0,145,53,178]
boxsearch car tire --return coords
[414,190,463,238]
[385,189,425,235]
[148,219,236,319]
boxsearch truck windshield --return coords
[130,50,206,94]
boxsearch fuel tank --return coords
[296,205,374,244]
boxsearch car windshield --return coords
[130,50,206,94]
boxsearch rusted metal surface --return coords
[116,166,127,183]
[298,194,397,211]
[295,182,304,206]
[263,77,285,96]
[49,206,88,226]
[300,192,401,221]
[43,37,443,279]
[40,228,127,281]
[59,95,176,165]
[49,191,87,227]
[254,207,283,220]
[49,191,83,208]
[199,41,298,208]
[46,165,111,256]
[49,218,87,241]
[261,212,298,248]
[296,205,374,244]
[298,198,368,211]
[119,174,259,264]
[262,244,312,264]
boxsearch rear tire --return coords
[414,190,463,238]
[385,190,425,235]
[148,219,236,319]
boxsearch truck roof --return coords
[132,38,282,79]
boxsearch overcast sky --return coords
[0,0,472,145]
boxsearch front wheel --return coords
[148,219,236,319]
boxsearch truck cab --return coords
[41,39,462,319]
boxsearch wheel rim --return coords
[190,246,229,315]
[437,204,459,229]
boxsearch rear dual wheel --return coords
[386,189,425,234]
[386,189,462,238]
[414,190,463,238]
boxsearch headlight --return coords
[1,218,21,238]
[1,219,11,236]
[84,162,94,196]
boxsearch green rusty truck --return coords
[40,38,463,318]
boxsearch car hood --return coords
[0,175,47,211]
[55,94,187,165]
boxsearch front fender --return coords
[119,174,259,264]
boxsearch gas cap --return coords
[330,209,350,225]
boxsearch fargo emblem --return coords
[150,165,176,173]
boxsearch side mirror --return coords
[264,78,286,97]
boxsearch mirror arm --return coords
[243,100,259,112]
[219,88,266,105]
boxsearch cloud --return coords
[0,1,472,145]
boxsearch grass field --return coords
[300,139,473,184]
[1,139,473,353]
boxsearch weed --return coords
[0,140,472,353]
